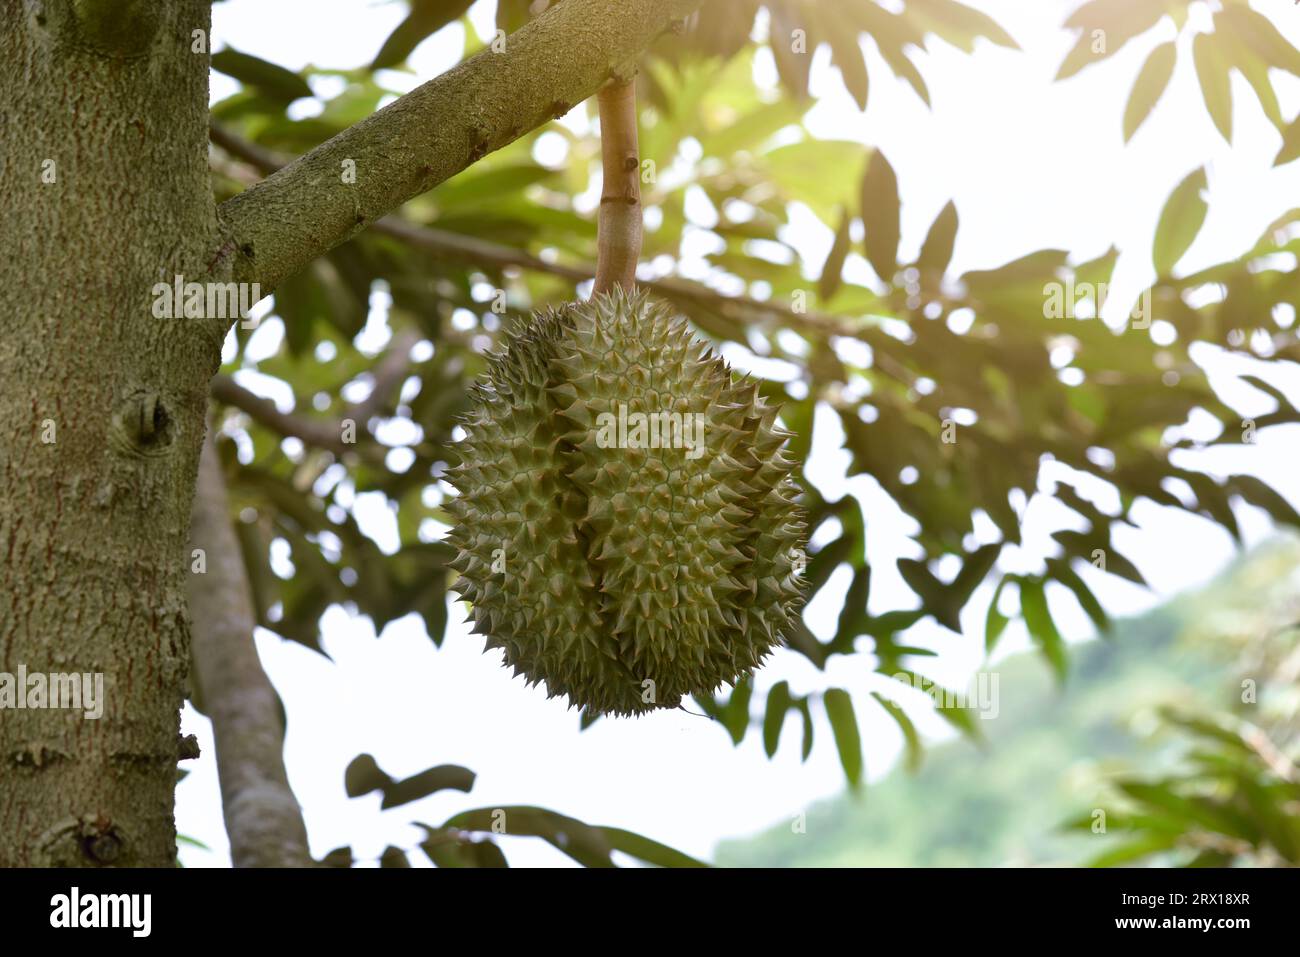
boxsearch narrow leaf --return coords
[381,764,477,809]
[600,828,708,868]
[917,200,958,278]
[763,680,793,757]
[1193,32,1233,142]
[1020,578,1068,682]
[819,209,852,302]
[211,47,313,102]
[1123,41,1176,141]
[823,688,864,789]
[872,692,922,772]
[372,0,475,70]
[1152,167,1208,277]
[860,150,902,284]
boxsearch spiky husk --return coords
[446,289,805,716]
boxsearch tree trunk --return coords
[0,0,702,867]
[0,0,221,866]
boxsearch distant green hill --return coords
[716,540,1300,867]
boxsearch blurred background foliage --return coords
[717,536,1300,866]
[204,0,1300,865]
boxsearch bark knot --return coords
[111,391,175,458]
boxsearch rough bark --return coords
[217,0,702,299]
[0,0,222,866]
[0,0,701,868]
[188,431,310,868]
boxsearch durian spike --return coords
[593,75,642,294]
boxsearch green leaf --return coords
[496,0,534,35]
[318,846,353,868]
[763,680,793,757]
[211,48,313,103]
[1046,558,1110,635]
[872,692,922,772]
[1152,167,1208,277]
[1123,42,1176,142]
[1228,474,1300,529]
[1192,32,1233,143]
[419,828,509,868]
[1216,4,1300,76]
[860,150,901,284]
[379,846,410,867]
[372,0,475,70]
[344,753,392,797]
[908,0,1019,52]
[985,574,1012,653]
[274,263,327,357]
[380,764,477,809]
[599,828,709,868]
[720,677,753,745]
[1213,11,1284,132]
[1116,781,1255,839]
[796,696,814,761]
[1056,0,1166,81]
[442,806,614,867]
[769,5,812,100]
[827,22,869,110]
[1088,834,1180,868]
[1274,114,1300,167]
[1019,577,1068,682]
[823,688,864,789]
[819,209,851,303]
[917,200,958,279]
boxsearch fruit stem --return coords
[593,76,642,294]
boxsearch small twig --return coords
[211,376,353,454]
[210,321,418,458]
[593,77,642,293]
[351,327,422,423]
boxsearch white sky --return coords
[182,0,1300,866]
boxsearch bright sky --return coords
[182,0,1300,866]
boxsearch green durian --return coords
[446,287,805,716]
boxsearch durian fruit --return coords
[446,287,805,716]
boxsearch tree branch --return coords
[210,376,354,455]
[188,427,312,868]
[210,326,417,460]
[594,78,642,293]
[215,0,701,299]
[210,125,865,341]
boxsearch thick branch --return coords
[211,125,864,340]
[594,79,642,293]
[216,0,701,298]
[188,428,312,868]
